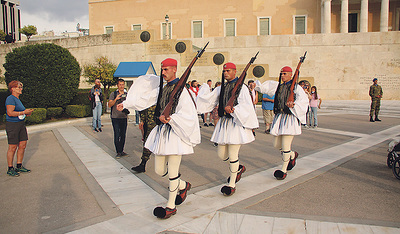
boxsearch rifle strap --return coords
[218,72,225,117]
[185,87,197,109]
[154,75,164,125]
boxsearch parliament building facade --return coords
[89,0,400,38]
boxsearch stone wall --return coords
[0,31,399,100]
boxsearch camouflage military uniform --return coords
[369,84,383,117]
[139,105,157,163]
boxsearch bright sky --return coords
[19,0,89,35]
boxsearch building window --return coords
[192,20,203,38]
[225,19,236,37]
[294,15,307,34]
[162,22,172,39]
[348,13,358,33]
[132,24,142,31]
[258,17,270,35]
[105,26,113,34]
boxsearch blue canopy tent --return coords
[114,61,157,89]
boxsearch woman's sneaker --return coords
[7,168,20,177]
[15,166,31,173]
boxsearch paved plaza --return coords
[0,100,399,233]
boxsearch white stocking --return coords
[166,155,186,209]
[154,155,168,177]
[279,135,294,173]
[274,135,282,150]
[218,144,241,188]
[217,144,229,161]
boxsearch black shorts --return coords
[6,121,28,145]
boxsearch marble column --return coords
[360,0,368,32]
[321,1,325,33]
[340,0,349,33]
[380,0,389,32]
[323,0,332,33]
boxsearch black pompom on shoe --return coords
[274,170,287,180]
[287,152,299,171]
[221,186,236,196]
[153,207,177,219]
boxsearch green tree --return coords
[0,29,6,42]
[20,25,37,41]
[83,56,117,108]
[4,43,81,108]
[0,67,4,84]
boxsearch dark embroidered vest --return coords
[154,79,179,125]
[273,81,295,114]
[218,78,239,118]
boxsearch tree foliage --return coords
[0,29,6,41]
[4,43,81,108]
[20,25,38,41]
[0,67,4,84]
[83,56,117,105]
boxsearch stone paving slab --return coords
[243,141,400,224]
[0,130,106,233]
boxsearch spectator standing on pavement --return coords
[308,86,322,128]
[90,79,103,132]
[256,66,309,180]
[369,78,383,122]
[299,81,312,128]
[248,80,259,107]
[108,79,129,158]
[262,93,275,134]
[189,80,206,126]
[5,81,34,177]
[188,80,199,99]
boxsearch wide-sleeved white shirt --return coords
[122,74,201,155]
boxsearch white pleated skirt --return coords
[270,113,302,136]
[145,124,194,155]
[211,116,255,145]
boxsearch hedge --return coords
[4,43,81,108]
[0,89,9,115]
[25,108,47,124]
[46,107,63,118]
[69,89,91,106]
[66,105,91,118]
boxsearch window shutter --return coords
[193,21,202,38]
[259,18,270,35]
[225,19,235,36]
[295,16,306,34]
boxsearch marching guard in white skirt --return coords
[118,58,201,219]
[197,62,258,196]
[256,66,309,180]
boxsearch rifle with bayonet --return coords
[224,51,259,112]
[161,42,209,119]
[287,51,307,103]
